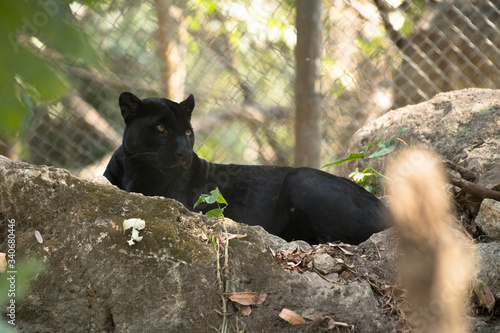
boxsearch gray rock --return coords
[313,252,340,275]
[476,242,500,300]
[0,156,397,333]
[475,199,500,240]
[337,88,500,191]
[471,317,500,333]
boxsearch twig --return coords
[444,160,477,181]
[313,268,343,285]
[221,218,230,333]
[363,158,391,180]
[302,314,328,333]
[448,176,500,202]
[214,231,228,333]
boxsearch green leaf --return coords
[193,196,205,209]
[324,152,365,167]
[349,167,375,183]
[214,189,228,205]
[206,208,224,219]
[363,184,375,193]
[368,140,398,159]
[348,167,360,178]
[193,193,215,208]
[193,188,227,209]
[368,127,407,159]
[322,140,380,168]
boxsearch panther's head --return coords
[119,92,195,172]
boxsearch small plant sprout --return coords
[323,127,407,193]
[194,188,230,333]
[123,218,146,246]
[194,187,228,219]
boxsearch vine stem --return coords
[362,158,391,180]
[218,205,229,333]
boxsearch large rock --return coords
[477,243,500,300]
[0,156,398,332]
[338,88,500,191]
[475,199,500,240]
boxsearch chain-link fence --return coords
[3,0,500,177]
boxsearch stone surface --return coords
[313,252,340,275]
[476,243,500,300]
[475,199,500,240]
[0,156,397,333]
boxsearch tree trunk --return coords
[154,0,187,101]
[294,0,322,168]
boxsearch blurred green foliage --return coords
[0,1,100,135]
[0,259,44,332]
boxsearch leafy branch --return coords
[323,128,407,193]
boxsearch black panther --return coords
[104,92,389,244]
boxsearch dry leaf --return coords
[227,292,267,307]
[335,245,354,256]
[225,232,247,241]
[340,270,350,281]
[279,308,306,325]
[472,279,495,312]
[239,305,252,317]
[199,232,208,242]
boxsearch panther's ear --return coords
[119,92,142,121]
[179,94,195,119]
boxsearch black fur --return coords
[104,92,389,244]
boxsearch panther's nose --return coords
[175,136,192,159]
[175,150,191,160]
[175,148,193,170]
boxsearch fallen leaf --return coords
[225,232,247,241]
[472,279,495,312]
[239,305,252,317]
[199,232,208,242]
[340,270,350,281]
[279,308,306,325]
[335,245,354,256]
[227,292,267,307]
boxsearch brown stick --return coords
[444,161,477,181]
[448,176,500,202]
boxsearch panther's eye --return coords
[157,125,166,132]
[185,129,192,136]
